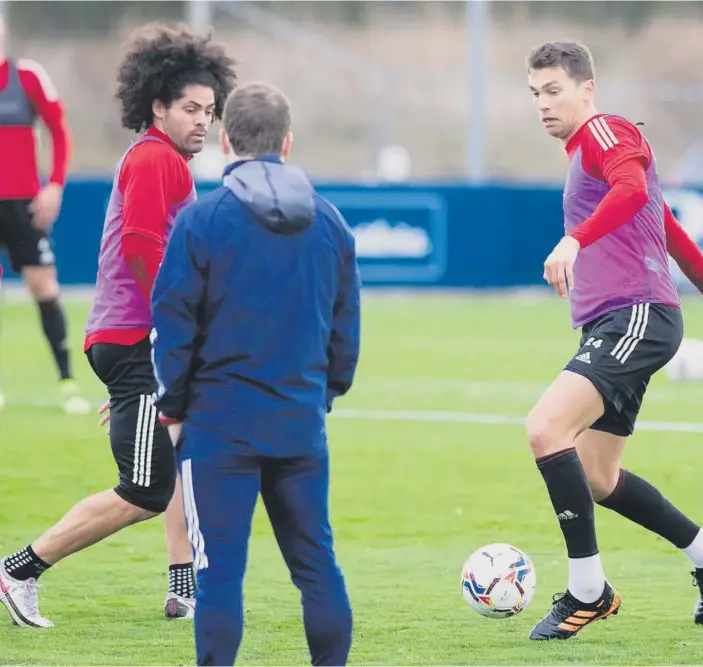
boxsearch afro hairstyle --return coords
[116,22,238,133]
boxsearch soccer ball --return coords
[461,543,536,619]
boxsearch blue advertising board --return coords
[2,178,702,291]
[324,191,448,284]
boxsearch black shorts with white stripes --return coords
[86,338,176,513]
[565,303,683,437]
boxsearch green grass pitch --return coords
[2,292,703,665]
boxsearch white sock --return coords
[683,529,703,568]
[568,554,606,603]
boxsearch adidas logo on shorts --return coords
[574,351,591,364]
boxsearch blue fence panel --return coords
[2,178,701,290]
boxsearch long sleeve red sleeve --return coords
[119,136,192,302]
[18,61,72,187]
[664,203,703,294]
[122,235,163,302]
[568,158,649,248]
[565,115,654,248]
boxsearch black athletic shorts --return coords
[565,303,683,437]
[0,199,55,273]
[86,338,176,513]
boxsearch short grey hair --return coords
[223,82,291,157]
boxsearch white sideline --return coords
[6,398,703,434]
[333,408,703,434]
[364,378,703,405]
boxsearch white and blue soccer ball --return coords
[461,543,536,619]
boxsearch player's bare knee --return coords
[525,411,571,458]
[525,421,557,458]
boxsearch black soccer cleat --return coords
[692,569,703,625]
[529,583,621,641]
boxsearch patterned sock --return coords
[3,545,51,581]
[169,563,195,598]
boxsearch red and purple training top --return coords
[84,126,196,351]
[564,114,703,328]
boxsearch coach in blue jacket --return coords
[150,81,361,667]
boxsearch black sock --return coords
[598,469,700,548]
[169,563,195,598]
[38,299,71,381]
[3,546,51,581]
[537,448,599,558]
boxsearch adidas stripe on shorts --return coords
[564,303,683,437]
[86,337,176,512]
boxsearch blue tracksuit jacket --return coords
[150,156,361,456]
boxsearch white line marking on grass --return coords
[335,408,525,427]
[333,408,703,434]
[4,397,104,409]
[366,378,703,405]
[7,398,703,434]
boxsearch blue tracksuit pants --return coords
[179,441,353,666]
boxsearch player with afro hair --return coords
[0,24,237,630]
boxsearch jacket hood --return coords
[223,156,314,235]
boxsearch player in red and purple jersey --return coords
[525,41,703,641]
[0,14,89,413]
[0,23,236,628]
